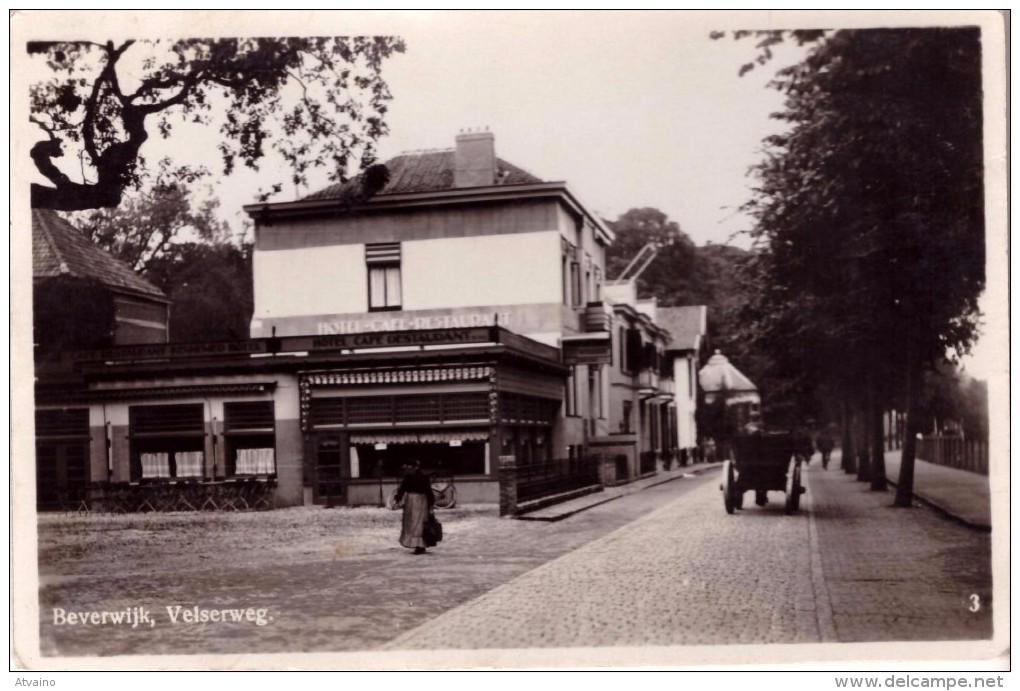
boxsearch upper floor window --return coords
[619,326,628,374]
[366,243,402,311]
[570,261,582,308]
[584,253,593,304]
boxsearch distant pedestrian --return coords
[394,459,435,555]
[703,437,717,463]
[816,431,834,470]
[793,426,814,465]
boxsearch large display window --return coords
[129,404,205,481]
[223,401,276,477]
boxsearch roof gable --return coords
[303,149,545,201]
[657,305,707,351]
[32,209,166,300]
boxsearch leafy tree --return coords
[736,28,985,502]
[143,241,253,343]
[606,209,759,394]
[921,364,989,440]
[71,181,231,272]
[28,36,405,211]
[606,208,698,305]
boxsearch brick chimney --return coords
[454,130,496,188]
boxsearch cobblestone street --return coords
[36,462,992,660]
[387,463,992,650]
[37,470,710,657]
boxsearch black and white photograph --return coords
[10,10,1009,675]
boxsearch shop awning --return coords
[349,429,489,445]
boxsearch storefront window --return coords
[223,401,276,477]
[356,440,487,478]
[129,404,205,481]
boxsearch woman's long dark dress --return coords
[395,469,435,549]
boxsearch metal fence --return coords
[44,479,277,514]
[918,436,988,476]
[516,456,600,503]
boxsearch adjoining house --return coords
[33,208,169,350]
[596,280,675,484]
[655,305,708,465]
[33,209,170,510]
[32,132,686,513]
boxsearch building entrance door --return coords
[313,433,348,506]
[36,441,89,510]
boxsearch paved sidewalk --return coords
[881,451,992,531]
[518,461,722,521]
[386,462,991,650]
[827,450,991,530]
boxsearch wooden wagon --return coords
[720,432,805,515]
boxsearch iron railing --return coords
[917,436,988,476]
[516,456,600,503]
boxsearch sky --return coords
[210,12,811,249]
[18,10,1005,380]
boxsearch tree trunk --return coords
[841,403,856,473]
[855,399,871,482]
[870,376,888,491]
[894,357,924,507]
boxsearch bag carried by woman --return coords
[423,513,443,546]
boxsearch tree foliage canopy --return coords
[606,207,698,304]
[71,181,232,272]
[740,28,985,420]
[29,36,405,211]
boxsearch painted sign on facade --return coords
[251,303,566,340]
[316,309,513,336]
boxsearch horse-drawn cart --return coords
[720,432,805,515]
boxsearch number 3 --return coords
[969,594,981,612]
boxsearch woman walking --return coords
[394,460,435,555]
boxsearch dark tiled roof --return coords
[303,149,545,201]
[32,208,166,300]
[657,305,706,351]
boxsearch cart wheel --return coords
[722,460,736,514]
[784,456,802,515]
[433,484,457,510]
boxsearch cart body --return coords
[720,431,804,515]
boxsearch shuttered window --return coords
[626,329,643,373]
[223,401,276,477]
[366,243,401,311]
[129,404,204,436]
[128,404,205,481]
[36,408,89,439]
[223,401,275,433]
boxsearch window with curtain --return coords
[129,403,205,481]
[224,401,276,477]
[366,243,402,311]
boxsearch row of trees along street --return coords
[725,28,986,504]
[29,32,988,505]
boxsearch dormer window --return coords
[366,243,402,311]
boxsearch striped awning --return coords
[350,429,489,445]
